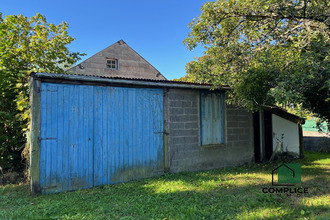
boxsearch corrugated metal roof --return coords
[32,72,231,90]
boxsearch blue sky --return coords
[1,0,209,80]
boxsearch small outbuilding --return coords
[253,106,305,162]
[30,72,255,194]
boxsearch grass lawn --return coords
[1,151,329,219]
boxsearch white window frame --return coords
[106,58,118,70]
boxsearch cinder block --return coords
[168,93,196,101]
[239,134,249,141]
[230,128,245,135]
[227,121,239,128]
[90,56,106,64]
[169,159,184,168]
[226,128,235,135]
[227,115,248,122]
[230,109,248,115]
[225,142,234,147]
[81,62,92,68]
[138,63,149,69]
[184,136,199,144]
[169,115,198,122]
[85,67,101,74]
[237,122,249,127]
[185,122,198,129]
[170,136,186,144]
[171,136,198,144]
[171,149,200,160]
[169,122,184,130]
[233,140,250,146]
[236,116,249,121]
[171,129,199,137]
[184,150,201,158]
[169,101,192,108]
[171,143,199,152]
[171,150,187,160]
[90,63,105,69]
[184,108,198,115]
[102,51,118,59]
[169,108,184,115]
[227,134,239,141]
[243,128,251,134]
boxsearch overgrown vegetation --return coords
[1,151,329,219]
[181,0,330,131]
[0,13,83,172]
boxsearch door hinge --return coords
[154,131,169,135]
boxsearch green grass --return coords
[1,151,329,219]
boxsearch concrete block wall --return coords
[166,88,254,173]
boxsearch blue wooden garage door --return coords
[40,83,164,193]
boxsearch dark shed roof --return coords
[263,105,305,124]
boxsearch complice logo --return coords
[263,163,308,196]
[272,163,301,186]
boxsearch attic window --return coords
[106,58,118,70]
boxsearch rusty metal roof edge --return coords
[261,104,305,124]
[33,73,231,90]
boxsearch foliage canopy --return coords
[182,0,330,127]
[0,13,84,171]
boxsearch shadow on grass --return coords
[302,151,330,163]
[17,179,327,219]
[1,173,328,219]
[1,152,329,219]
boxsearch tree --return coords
[183,0,330,129]
[0,13,84,171]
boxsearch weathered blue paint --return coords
[200,92,224,145]
[93,86,164,185]
[40,83,94,193]
[40,83,164,193]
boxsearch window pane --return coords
[107,59,118,69]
